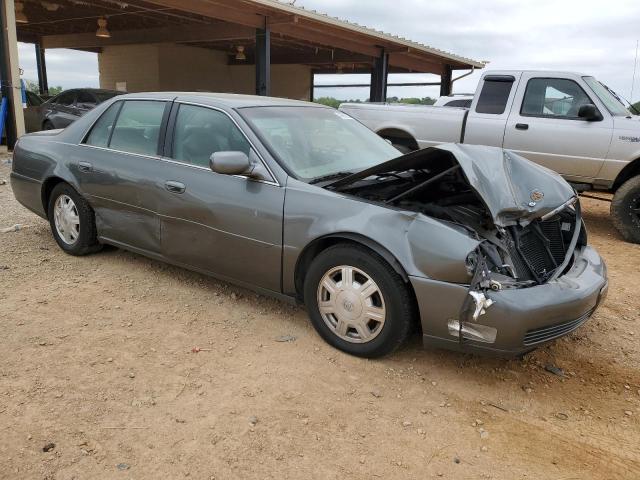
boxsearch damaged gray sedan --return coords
[10,93,608,357]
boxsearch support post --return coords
[35,41,48,96]
[255,21,270,96]
[440,65,453,96]
[0,0,25,148]
[369,50,389,102]
[309,70,315,102]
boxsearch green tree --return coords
[23,79,63,96]
[314,97,343,109]
[23,79,39,93]
[389,97,436,105]
[633,101,640,114]
[48,85,63,96]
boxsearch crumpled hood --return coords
[327,143,576,227]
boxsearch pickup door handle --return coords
[515,123,529,130]
[165,181,186,194]
[78,161,93,172]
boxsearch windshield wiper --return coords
[309,171,354,185]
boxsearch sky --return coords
[16,0,640,103]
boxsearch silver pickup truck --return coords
[340,70,640,243]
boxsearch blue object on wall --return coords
[0,97,8,139]
[21,79,27,107]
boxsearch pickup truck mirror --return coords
[577,104,603,122]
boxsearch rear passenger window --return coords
[476,77,514,114]
[172,104,250,167]
[85,102,122,148]
[109,101,166,156]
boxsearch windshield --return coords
[583,77,632,116]
[239,106,401,181]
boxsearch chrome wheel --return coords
[317,265,386,343]
[53,194,80,245]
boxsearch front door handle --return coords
[515,123,529,130]
[165,181,186,194]
[78,161,93,172]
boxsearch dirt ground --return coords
[0,153,639,480]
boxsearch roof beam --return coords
[41,23,255,49]
[388,52,444,75]
[272,24,381,58]
[144,0,264,28]
[228,50,372,66]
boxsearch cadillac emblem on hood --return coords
[530,189,544,202]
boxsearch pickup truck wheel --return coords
[47,183,102,255]
[611,176,640,244]
[304,244,415,358]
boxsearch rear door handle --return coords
[165,181,186,194]
[515,123,529,130]
[78,161,93,172]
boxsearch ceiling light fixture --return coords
[235,45,246,61]
[96,17,111,38]
[15,2,28,24]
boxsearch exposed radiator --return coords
[508,214,572,282]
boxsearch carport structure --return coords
[1,0,483,146]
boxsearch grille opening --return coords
[523,309,594,346]
[508,212,576,283]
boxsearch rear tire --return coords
[611,176,640,244]
[303,244,415,358]
[47,183,102,255]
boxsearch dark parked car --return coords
[39,88,122,130]
[10,93,608,358]
[1,90,44,137]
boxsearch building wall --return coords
[98,44,160,92]
[98,43,311,100]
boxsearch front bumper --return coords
[410,246,608,356]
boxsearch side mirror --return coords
[577,104,602,121]
[209,151,252,175]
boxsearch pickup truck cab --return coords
[340,71,640,243]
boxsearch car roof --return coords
[116,91,325,109]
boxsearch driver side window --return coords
[172,104,250,167]
[522,78,593,118]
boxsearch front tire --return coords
[48,183,101,255]
[611,176,640,244]
[303,244,415,358]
